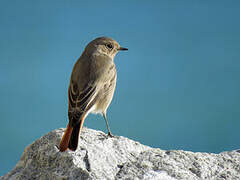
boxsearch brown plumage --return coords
[59,37,128,152]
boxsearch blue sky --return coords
[0,0,240,175]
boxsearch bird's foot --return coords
[107,132,114,138]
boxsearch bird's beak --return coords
[118,47,128,51]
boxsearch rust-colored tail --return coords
[68,123,80,151]
[59,115,86,152]
[59,123,73,152]
[68,115,86,151]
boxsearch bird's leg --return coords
[102,112,114,137]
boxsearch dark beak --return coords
[118,47,128,51]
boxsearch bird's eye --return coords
[106,44,113,49]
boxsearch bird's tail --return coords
[68,115,86,151]
[59,114,86,152]
[59,123,73,152]
[68,122,80,151]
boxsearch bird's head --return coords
[84,37,128,59]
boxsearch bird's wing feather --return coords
[68,82,96,110]
[68,82,97,126]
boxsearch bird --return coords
[59,37,128,152]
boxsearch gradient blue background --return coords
[1,0,240,175]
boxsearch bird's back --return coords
[69,53,117,114]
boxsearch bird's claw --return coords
[107,132,114,138]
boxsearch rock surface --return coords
[1,128,240,180]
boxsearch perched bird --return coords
[59,37,128,152]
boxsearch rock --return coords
[1,128,240,180]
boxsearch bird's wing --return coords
[68,82,96,110]
[68,81,97,126]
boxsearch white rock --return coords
[1,128,240,180]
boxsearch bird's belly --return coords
[91,84,116,114]
[87,104,102,114]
